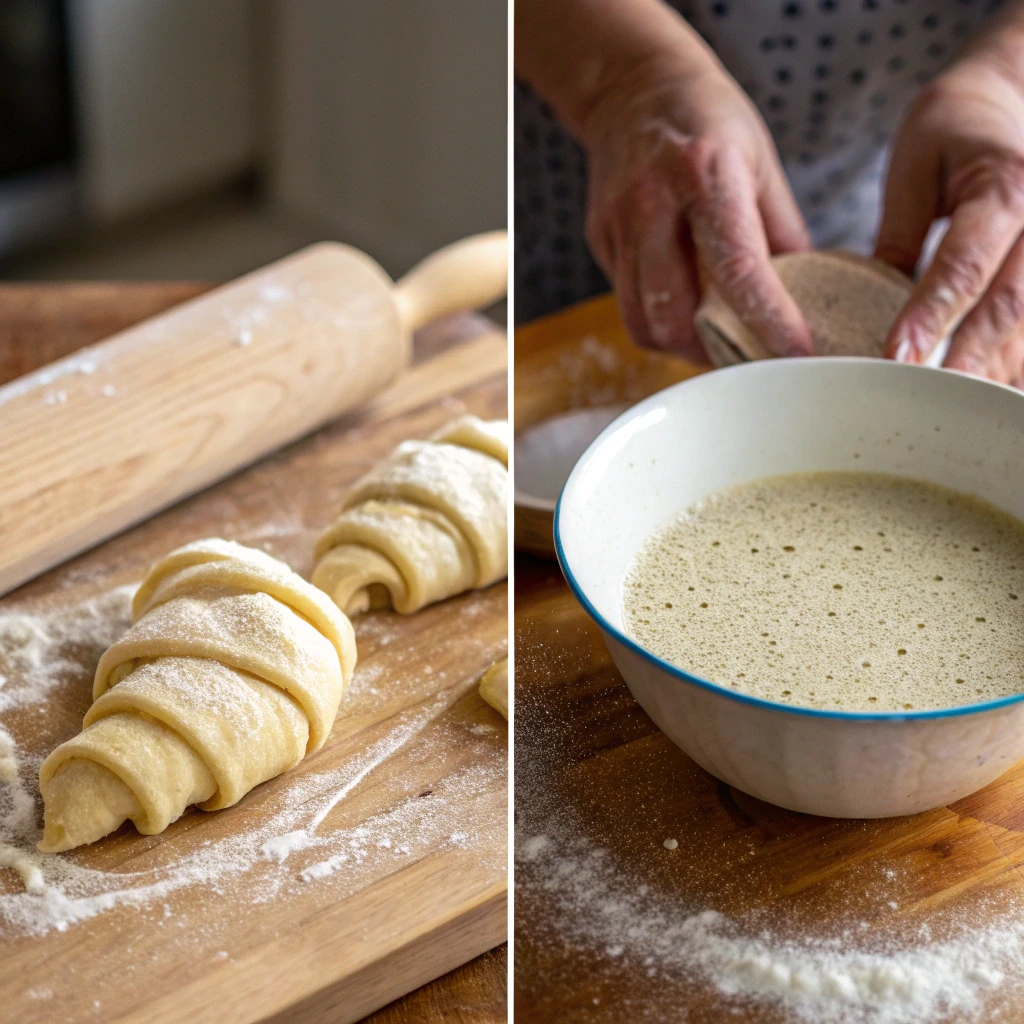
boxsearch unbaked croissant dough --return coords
[479,658,508,719]
[312,415,508,616]
[38,538,356,853]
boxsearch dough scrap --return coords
[313,415,508,616]
[432,416,509,466]
[38,540,355,853]
[479,658,508,719]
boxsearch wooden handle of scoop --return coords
[0,233,507,597]
[394,231,508,332]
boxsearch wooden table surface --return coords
[0,281,507,1024]
[513,294,1024,1023]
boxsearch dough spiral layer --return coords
[479,658,508,719]
[313,415,508,616]
[38,539,355,853]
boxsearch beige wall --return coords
[70,0,255,220]
[266,0,507,276]
[25,1,504,279]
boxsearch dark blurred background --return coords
[0,0,506,281]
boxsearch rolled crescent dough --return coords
[479,658,508,720]
[38,539,355,853]
[694,251,913,366]
[313,415,508,616]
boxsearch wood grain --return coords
[0,282,209,382]
[512,293,697,435]
[512,294,697,557]
[513,294,1024,1023]
[0,288,507,1024]
[363,946,507,1024]
[0,243,414,598]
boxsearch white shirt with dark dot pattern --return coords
[515,0,1000,322]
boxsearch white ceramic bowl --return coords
[556,358,1024,818]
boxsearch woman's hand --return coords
[580,63,814,362]
[877,48,1024,385]
[515,0,812,363]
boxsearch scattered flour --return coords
[516,828,1024,1024]
[519,834,551,862]
[260,830,311,864]
[0,352,102,409]
[556,334,654,409]
[579,335,619,374]
[0,585,505,937]
[0,587,136,898]
[260,283,291,304]
[516,640,1024,1024]
[219,274,392,354]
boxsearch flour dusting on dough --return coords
[0,584,505,936]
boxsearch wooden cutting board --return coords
[514,294,1024,1023]
[0,284,507,1024]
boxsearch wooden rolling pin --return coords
[0,231,507,597]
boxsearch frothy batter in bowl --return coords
[623,473,1024,713]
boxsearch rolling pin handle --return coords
[393,231,508,333]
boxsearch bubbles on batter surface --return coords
[622,472,1024,713]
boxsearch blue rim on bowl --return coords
[553,367,1024,724]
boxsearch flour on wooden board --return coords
[558,335,652,408]
[517,828,1022,1024]
[0,585,505,936]
[516,652,1024,1024]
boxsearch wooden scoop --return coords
[0,231,507,597]
[694,251,912,366]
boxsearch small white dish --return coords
[556,358,1024,818]
[515,405,627,557]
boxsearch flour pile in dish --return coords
[623,472,1024,712]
